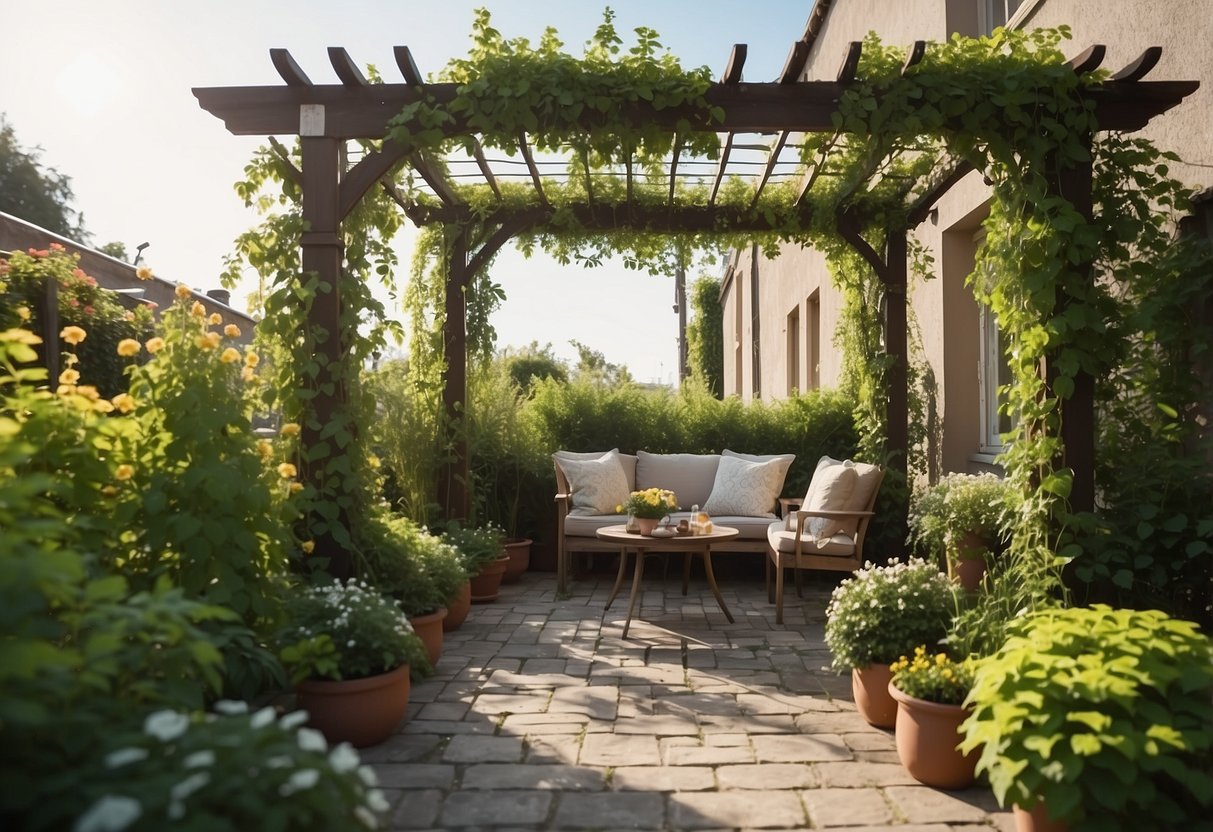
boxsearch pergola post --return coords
[439,228,472,522]
[884,229,909,475]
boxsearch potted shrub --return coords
[825,558,956,727]
[618,488,678,536]
[445,524,508,603]
[908,472,1009,591]
[888,646,979,789]
[961,605,1213,832]
[278,579,426,747]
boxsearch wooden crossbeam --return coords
[624,151,634,208]
[518,133,548,205]
[471,139,501,199]
[709,132,735,206]
[410,201,814,232]
[394,45,425,86]
[901,41,926,76]
[837,42,862,84]
[1112,46,1162,82]
[721,44,747,84]
[270,49,312,86]
[1068,44,1107,75]
[906,159,975,226]
[267,136,302,185]
[793,132,839,207]
[668,136,684,207]
[751,132,791,209]
[328,47,367,86]
[409,151,461,207]
[779,41,811,83]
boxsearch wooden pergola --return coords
[194,36,1196,570]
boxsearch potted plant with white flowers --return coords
[277,579,426,747]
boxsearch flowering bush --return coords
[70,703,389,831]
[824,558,956,671]
[277,580,425,682]
[618,487,677,519]
[361,512,469,617]
[890,645,975,706]
[908,472,1010,561]
[442,522,506,573]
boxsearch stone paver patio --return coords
[366,564,1012,831]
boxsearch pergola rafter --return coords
[194,37,1197,575]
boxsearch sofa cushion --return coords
[723,448,796,467]
[635,451,720,509]
[767,519,858,557]
[557,450,631,516]
[702,454,790,517]
[555,449,637,492]
[800,456,860,541]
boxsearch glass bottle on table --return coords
[689,504,700,535]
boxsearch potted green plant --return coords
[888,645,979,789]
[908,472,1009,591]
[961,605,1213,832]
[444,523,508,603]
[278,579,426,747]
[825,558,956,727]
[618,488,678,536]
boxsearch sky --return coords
[2,0,816,384]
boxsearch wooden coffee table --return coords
[595,524,740,638]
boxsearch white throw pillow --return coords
[558,450,631,517]
[702,454,791,517]
[799,456,860,541]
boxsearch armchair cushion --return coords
[767,519,858,558]
[800,457,860,541]
[702,453,791,517]
[556,449,631,516]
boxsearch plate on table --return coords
[648,527,677,538]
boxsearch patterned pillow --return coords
[701,454,791,517]
[558,450,631,517]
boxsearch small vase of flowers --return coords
[618,488,677,535]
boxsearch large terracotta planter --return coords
[469,553,510,603]
[502,537,532,584]
[409,607,447,667]
[888,682,978,789]
[295,663,411,748]
[948,530,989,592]
[443,580,471,631]
[1013,803,1070,832]
[852,663,897,728]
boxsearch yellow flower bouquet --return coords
[889,645,975,706]
[617,488,677,519]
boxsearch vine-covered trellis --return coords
[195,13,1196,586]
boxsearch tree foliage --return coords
[0,115,88,241]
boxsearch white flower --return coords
[280,768,320,796]
[357,765,379,787]
[279,710,309,731]
[354,806,380,829]
[74,795,142,832]
[366,787,390,813]
[297,727,327,753]
[250,706,276,729]
[328,742,361,773]
[168,800,185,820]
[213,700,249,716]
[265,755,294,768]
[183,750,215,769]
[143,710,190,742]
[170,771,210,803]
[347,639,356,648]
[103,747,148,769]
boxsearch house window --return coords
[807,290,821,390]
[979,0,1023,33]
[979,304,1015,452]
[787,305,800,395]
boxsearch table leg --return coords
[605,548,630,611]
[700,547,734,623]
[622,546,647,639]
[681,551,692,595]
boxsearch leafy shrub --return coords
[962,605,1213,831]
[443,523,507,574]
[358,511,467,618]
[824,558,955,671]
[686,275,723,397]
[908,472,1011,562]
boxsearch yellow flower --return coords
[76,385,99,401]
[190,301,206,318]
[115,464,134,481]
[145,337,165,354]
[117,338,141,357]
[195,332,221,350]
[280,423,301,437]
[93,399,114,414]
[277,462,297,479]
[57,384,76,396]
[244,351,259,367]
[208,312,222,325]
[59,368,80,385]
[368,455,381,469]
[16,306,30,321]
[301,540,316,554]
[60,326,87,345]
[289,482,304,493]
[224,324,241,338]
[136,266,153,281]
[220,347,241,364]
[175,283,192,300]
[256,439,273,459]
[112,393,136,414]
[615,504,623,513]
[101,485,119,497]
[241,366,257,382]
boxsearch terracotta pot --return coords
[295,663,411,748]
[948,530,989,592]
[502,537,532,583]
[888,682,978,789]
[636,517,660,536]
[409,607,447,667]
[852,663,897,728]
[469,553,509,602]
[954,556,988,592]
[443,580,471,631]
[1013,803,1070,832]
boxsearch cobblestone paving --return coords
[366,567,1012,831]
